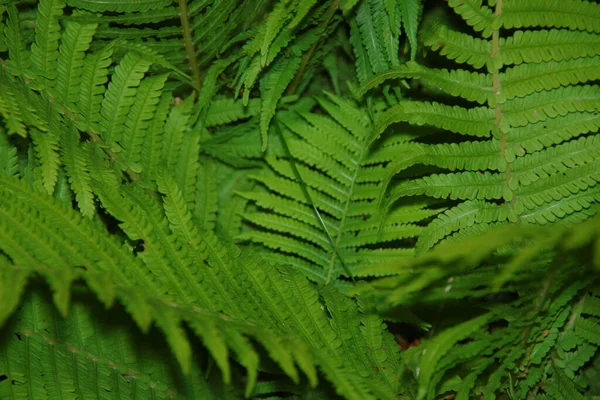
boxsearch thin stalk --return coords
[178,0,202,96]
[286,0,342,95]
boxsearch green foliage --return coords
[1,0,600,399]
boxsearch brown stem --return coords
[286,0,342,95]
[488,0,516,212]
[178,0,202,96]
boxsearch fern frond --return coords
[416,313,492,400]
[0,129,18,178]
[61,124,95,217]
[3,3,31,76]
[448,0,494,38]
[67,0,173,13]
[0,174,155,290]
[501,29,600,65]
[1,169,401,397]
[30,129,60,194]
[76,43,113,128]
[421,21,491,69]
[0,79,27,136]
[260,56,302,151]
[349,19,372,83]
[375,101,495,138]
[372,0,600,259]
[121,73,169,170]
[204,98,261,128]
[502,56,600,99]
[356,62,492,104]
[355,0,392,74]
[504,85,600,127]
[545,365,588,400]
[99,52,152,144]
[398,0,421,60]
[500,0,600,33]
[29,0,65,89]
[140,91,172,181]
[322,287,402,397]
[94,179,212,307]
[193,156,218,231]
[417,200,515,252]
[54,21,97,104]
[161,95,193,172]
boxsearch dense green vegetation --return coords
[1,0,600,398]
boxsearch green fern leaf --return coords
[0,80,27,137]
[356,0,389,74]
[67,0,172,12]
[545,365,587,400]
[162,95,194,171]
[203,98,261,127]
[448,0,494,38]
[421,20,491,69]
[416,313,491,400]
[140,91,172,182]
[77,43,114,128]
[194,157,218,231]
[100,52,151,144]
[398,0,422,60]
[61,124,95,217]
[502,29,600,65]
[30,0,65,89]
[239,95,434,281]
[375,101,495,139]
[0,129,18,177]
[54,21,97,104]
[502,57,600,99]
[121,73,169,171]
[349,19,373,83]
[500,0,600,33]
[3,3,31,76]
[30,129,60,194]
[356,62,492,104]
[259,56,301,152]
[0,263,31,326]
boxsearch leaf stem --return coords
[178,0,202,96]
[489,0,516,212]
[286,0,342,95]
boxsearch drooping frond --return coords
[362,210,600,399]
[0,169,407,399]
[0,288,242,399]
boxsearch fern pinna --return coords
[2,0,600,399]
